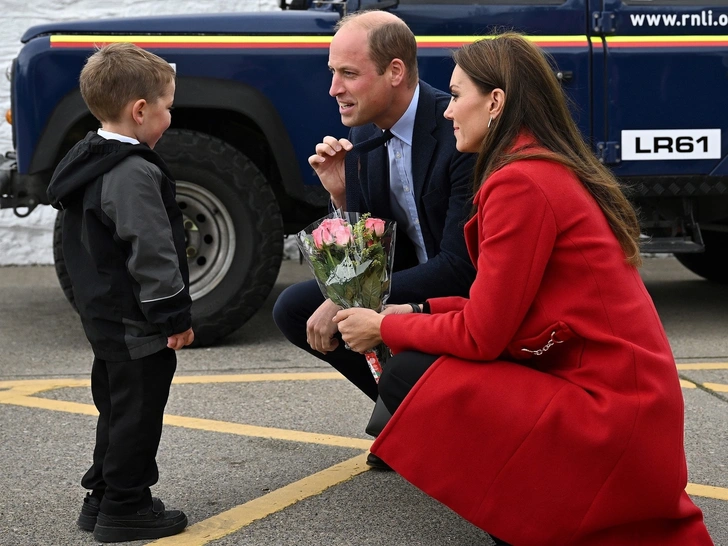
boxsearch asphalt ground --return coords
[0,255,726,546]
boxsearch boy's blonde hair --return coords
[80,42,176,123]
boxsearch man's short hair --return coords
[335,13,419,87]
[79,42,176,123]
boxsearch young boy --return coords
[46,42,193,543]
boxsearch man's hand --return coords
[333,308,384,354]
[306,299,342,354]
[167,327,194,350]
[308,136,353,209]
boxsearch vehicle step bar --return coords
[640,238,704,254]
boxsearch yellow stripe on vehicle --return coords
[606,35,728,47]
[49,34,589,49]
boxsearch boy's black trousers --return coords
[81,348,176,516]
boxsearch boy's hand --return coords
[167,328,195,350]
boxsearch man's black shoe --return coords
[366,452,392,471]
[77,493,101,531]
[92,497,187,543]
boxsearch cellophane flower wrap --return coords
[296,211,396,381]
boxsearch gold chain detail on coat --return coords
[520,331,564,356]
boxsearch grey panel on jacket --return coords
[122,316,168,360]
[100,155,185,304]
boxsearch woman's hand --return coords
[333,308,385,353]
[381,303,417,316]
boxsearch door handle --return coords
[554,70,573,82]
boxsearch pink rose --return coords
[320,218,347,231]
[312,227,324,249]
[321,227,335,246]
[312,224,334,248]
[364,217,386,237]
[332,224,353,246]
[312,218,350,248]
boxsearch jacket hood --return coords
[47,131,173,210]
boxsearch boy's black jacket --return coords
[47,132,192,361]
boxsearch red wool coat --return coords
[374,148,713,545]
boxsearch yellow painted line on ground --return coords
[0,394,371,450]
[0,378,90,390]
[163,414,372,449]
[0,372,344,391]
[677,363,728,370]
[0,393,98,415]
[686,483,728,501]
[703,382,728,393]
[147,453,371,546]
[682,379,728,392]
[172,372,344,384]
[0,384,91,400]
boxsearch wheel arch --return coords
[173,77,304,202]
[32,78,326,229]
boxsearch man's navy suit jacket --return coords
[345,80,476,303]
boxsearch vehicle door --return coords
[392,0,592,138]
[591,0,728,177]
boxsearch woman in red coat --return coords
[334,34,713,545]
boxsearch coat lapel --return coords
[411,82,439,201]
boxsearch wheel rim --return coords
[175,181,236,300]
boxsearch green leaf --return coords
[360,271,383,310]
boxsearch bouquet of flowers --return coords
[296,211,396,381]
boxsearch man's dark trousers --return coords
[81,348,176,515]
[273,279,379,401]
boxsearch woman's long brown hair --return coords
[454,33,642,266]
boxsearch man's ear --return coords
[389,58,406,87]
[131,99,147,126]
[489,88,505,119]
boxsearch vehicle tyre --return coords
[156,129,283,345]
[52,129,284,346]
[674,229,728,284]
[53,209,77,311]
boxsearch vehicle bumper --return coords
[0,153,49,216]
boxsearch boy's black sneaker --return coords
[78,493,101,531]
[92,497,187,543]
